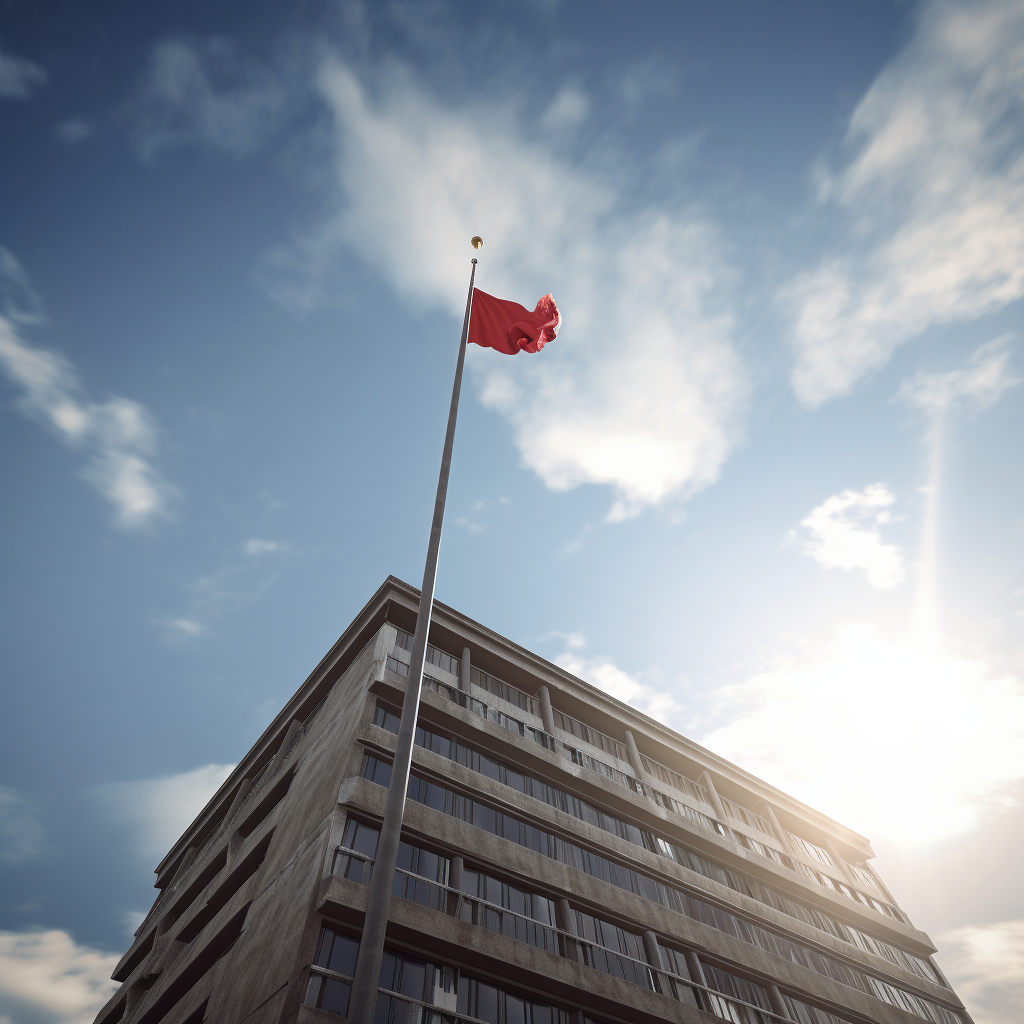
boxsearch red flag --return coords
[469,288,560,355]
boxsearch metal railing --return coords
[552,709,629,762]
[331,860,795,1024]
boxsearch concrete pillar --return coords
[459,648,472,694]
[767,983,793,1020]
[697,770,728,820]
[538,685,556,736]
[821,838,856,884]
[683,950,712,1013]
[555,897,577,961]
[372,623,399,681]
[641,930,664,994]
[447,855,464,916]
[449,854,464,890]
[623,730,645,777]
[756,801,793,853]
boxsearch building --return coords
[94,576,970,1024]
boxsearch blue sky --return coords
[1,1,1022,1021]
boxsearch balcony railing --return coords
[552,709,629,762]
[326,861,797,1024]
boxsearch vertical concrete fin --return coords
[623,730,646,779]
[372,623,399,681]
[459,648,471,694]
[698,770,728,820]
[538,686,557,736]
[756,801,795,854]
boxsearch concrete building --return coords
[94,577,970,1024]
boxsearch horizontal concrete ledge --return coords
[317,875,715,1024]
[334,780,963,1024]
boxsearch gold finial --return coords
[471,236,484,250]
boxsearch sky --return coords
[0,1,1022,1021]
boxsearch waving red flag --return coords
[469,288,560,355]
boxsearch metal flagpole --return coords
[346,247,480,1024]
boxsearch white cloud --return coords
[130,38,292,160]
[785,0,1024,405]
[0,251,175,529]
[936,919,1024,1024]
[0,930,118,1024]
[555,642,685,727]
[794,483,904,590]
[899,335,1019,416]
[263,59,746,521]
[701,625,1024,845]
[0,786,46,866]
[92,764,235,863]
[0,48,47,100]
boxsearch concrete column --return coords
[555,897,577,961]
[767,983,793,1020]
[449,854,464,891]
[447,855,464,916]
[697,770,727,820]
[623,730,645,778]
[683,950,712,1013]
[641,930,665,994]
[538,685,557,736]
[756,801,793,853]
[459,648,471,694]
[821,838,856,884]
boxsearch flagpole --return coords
[346,250,479,1024]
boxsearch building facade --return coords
[94,577,970,1024]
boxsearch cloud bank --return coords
[794,484,904,590]
[0,930,118,1024]
[786,0,1024,405]
[937,919,1024,1024]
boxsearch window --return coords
[304,928,358,1016]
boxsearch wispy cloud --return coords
[264,58,747,521]
[92,763,235,863]
[899,335,1018,417]
[0,930,118,1024]
[793,483,904,590]
[157,538,289,641]
[0,786,46,867]
[554,636,685,727]
[937,919,1024,1024]
[0,250,175,529]
[0,47,47,100]
[701,624,1024,845]
[784,0,1024,405]
[129,38,294,161]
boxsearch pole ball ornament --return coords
[471,236,484,249]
